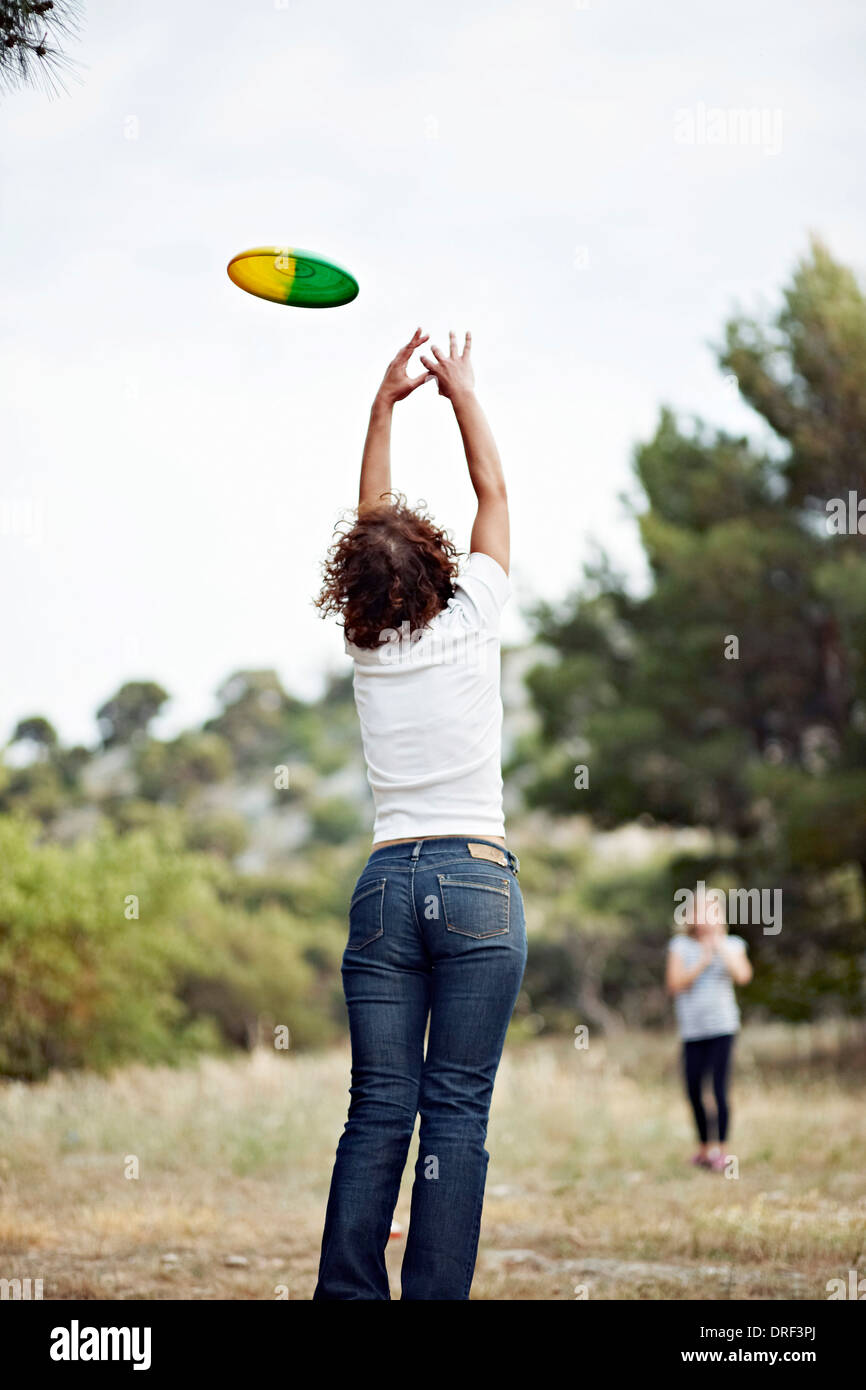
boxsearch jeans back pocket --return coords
[346,877,386,950]
[437,873,510,939]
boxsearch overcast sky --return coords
[2,0,865,746]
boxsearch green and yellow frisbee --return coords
[226,246,359,308]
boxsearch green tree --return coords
[11,715,58,754]
[185,809,249,859]
[205,669,339,771]
[520,240,866,1014]
[135,731,233,803]
[97,681,170,748]
[0,0,81,97]
[0,817,338,1079]
[309,796,363,846]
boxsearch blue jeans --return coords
[314,836,527,1300]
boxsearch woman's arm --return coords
[358,328,431,514]
[420,332,509,574]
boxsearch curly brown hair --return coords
[315,493,460,650]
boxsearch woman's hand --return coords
[420,331,475,399]
[375,328,432,406]
[360,330,431,513]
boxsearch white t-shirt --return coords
[345,551,511,844]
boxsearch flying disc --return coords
[226,246,359,308]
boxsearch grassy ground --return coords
[1,1023,864,1300]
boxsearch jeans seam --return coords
[461,1161,487,1298]
[410,860,423,938]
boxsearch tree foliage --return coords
[97,681,170,748]
[0,0,81,97]
[0,817,346,1079]
[519,240,866,1009]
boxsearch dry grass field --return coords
[1,1024,864,1300]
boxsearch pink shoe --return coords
[690,1152,711,1168]
[708,1152,729,1172]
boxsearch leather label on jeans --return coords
[467,842,508,868]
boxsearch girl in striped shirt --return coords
[666,905,752,1170]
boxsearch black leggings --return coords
[683,1034,735,1144]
